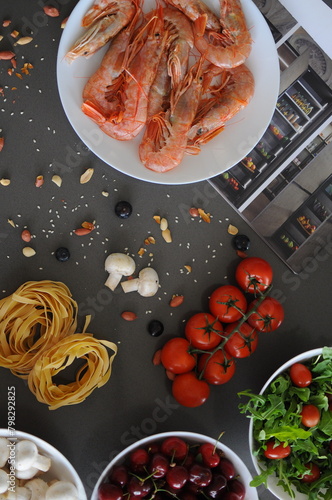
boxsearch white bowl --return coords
[0,429,87,499]
[57,0,279,185]
[249,348,325,500]
[91,430,259,500]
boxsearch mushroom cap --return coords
[0,468,8,494]
[137,268,159,297]
[0,437,10,468]
[16,440,38,471]
[104,253,136,276]
[45,480,79,500]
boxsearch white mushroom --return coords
[0,438,10,468]
[45,480,79,500]
[0,490,16,500]
[25,478,48,500]
[121,268,159,297]
[15,441,51,473]
[15,466,40,480]
[104,253,136,291]
[16,486,32,500]
[0,469,8,494]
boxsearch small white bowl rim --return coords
[91,430,258,500]
[248,347,327,500]
[0,428,87,500]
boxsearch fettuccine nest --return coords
[0,280,117,409]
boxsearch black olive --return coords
[148,319,164,337]
[115,201,133,219]
[55,247,70,262]
[233,234,251,252]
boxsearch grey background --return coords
[0,1,331,499]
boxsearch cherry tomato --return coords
[235,257,273,294]
[263,440,291,459]
[209,285,247,323]
[198,350,236,385]
[300,463,320,483]
[289,363,312,387]
[160,338,196,374]
[247,297,284,332]
[172,371,210,408]
[301,404,320,427]
[185,313,222,350]
[224,321,259,358]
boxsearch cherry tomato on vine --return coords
[198,350,236,385]
[185,313,222,350]
[209,285,247,323]
[301,404,320,428]
[235,257,273,294]
[172,371,210,408]
[263,440,291,459]
[289,363,312,387]
[224,321,259,358]
[160,338,196,374]
[300,463,320,483]
[247,297,284,332]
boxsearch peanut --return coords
[121,311,137,321]
[0,51,15,60]
[43,6,60,17]
[169,295,184,308]
[21,230,31,242]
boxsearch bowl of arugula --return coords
[238,347,332,500]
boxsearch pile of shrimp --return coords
[66,0,255,173]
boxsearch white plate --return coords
[0,428,87,499]
[57,0,279,185]
[91,431,259,499]
[249,348,324,500]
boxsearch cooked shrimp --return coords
[65,0,139,62]
[147,49,171,118]
[193,0,252,68]
[187,63,254,148]
[163,0,221,31]
[82,5,142,117]
[84,9,168,141]
[139,58,205,172]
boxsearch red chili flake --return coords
[0,137,4,152]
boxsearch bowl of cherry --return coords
[91,431,258,500]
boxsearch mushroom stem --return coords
[104,272,123,291]
[121,279,139,293]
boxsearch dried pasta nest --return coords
[0,280,78,378]
[28,333,118,410]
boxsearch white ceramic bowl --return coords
[249,348,325,500]
[57,0,279,185]
[91,430,259,500]
[0,429,87,500]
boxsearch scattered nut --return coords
[160,217,168,231]
[80,167,94,184]
[169,295,184,307]
[2,20,11,27]
[7,219,15,228]
[21,230,31,242]
[189,207,200,217]
[15,36,33,45]
[43,6,60,16]
[144,236,155,245]
[153,215,161,224]
[52,175,62,187]
[138,248,146,256]
[35,175,44,187]
[102,190,109,197]
[0,178,10,186]
[121,311,137,321]
[184,265,192,273]
[61,17,68,29]
[227,224,239,235]
[73,228,93,236]
[10,30,19,39]
[162,228,172,243]
[0,51,15,60]
[0,137,4,151]
[22,247,36,257]
[81,221,95,231]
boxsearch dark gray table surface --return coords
[0,2,331,499]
